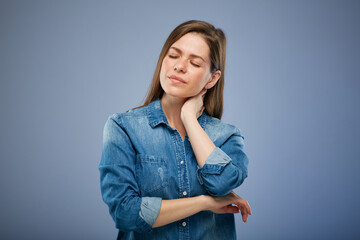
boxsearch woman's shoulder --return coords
[109,104,149,120]
[105,104,150,127]
[204,114,245,140]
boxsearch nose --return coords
[174,58,186,73]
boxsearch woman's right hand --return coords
[204,191,252,222]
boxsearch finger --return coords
[240,208,248,222]
[211,206,239,214]
[246,201,252,215]
[238,199,251,215]
[243,213,248,223]
[243,204,251,217]
[222,206,240,214]
[240,206,248,222]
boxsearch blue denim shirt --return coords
[99,98,249,240]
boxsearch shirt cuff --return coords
[139,197,162,227]
[197,147,231,184]
[204,147,231,166]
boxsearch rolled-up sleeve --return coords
[99,115,162,232]
[197,128,249,196]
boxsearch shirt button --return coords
[182,222,187,227]
[183,191,187,196]
[180,160,184,164]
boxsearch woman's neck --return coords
[160,94,187,138]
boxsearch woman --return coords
[99,20,251,240]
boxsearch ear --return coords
[205,70,221,90]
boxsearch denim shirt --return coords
[99,98,249,240]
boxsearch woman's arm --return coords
[153,196,207,228]
[181,89,215,168]
[181,89,249,197]
[153,191,252,228]
[100,115,163,232]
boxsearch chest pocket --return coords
[135,154,169,194]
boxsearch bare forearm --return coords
[153,192,252,227]
[182,114,215,168]
[153,195,208,228]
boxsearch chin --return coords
[162,88,193,99]
[160,80,199,99]
[163,91,189,99]
[160,84,183,98]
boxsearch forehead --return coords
[170,33,210,60]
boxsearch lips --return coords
[168,75,186,84]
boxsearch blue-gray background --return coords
[1,0,359,239]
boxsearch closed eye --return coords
[168,54,200,67]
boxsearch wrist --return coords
[181,110,197,125]
[181,106,196,117]
[198,195,213,211]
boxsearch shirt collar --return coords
[148,98,168,128]
[147,98,207,129]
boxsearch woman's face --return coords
[159,32,220,99]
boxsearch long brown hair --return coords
[138,20,226,119]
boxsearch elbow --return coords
[201,168,248,197]
[114,208,139,232]
[206,185,232,197]
[110,200,138,232]
[115,218,149,233]
[107,197,152,233]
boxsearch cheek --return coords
[159,60,168,79]
[192,70,210,87]
[162,58,172,71]
[159,63,168,90]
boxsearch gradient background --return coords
[1,0,359,239]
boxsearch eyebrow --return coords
[169,47,206,62]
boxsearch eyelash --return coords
[168,55,200,67]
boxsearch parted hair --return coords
[138,20,226,119]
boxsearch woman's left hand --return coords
[181,88,207,121]
[206,191,252,223]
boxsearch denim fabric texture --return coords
[99,98,249,240]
